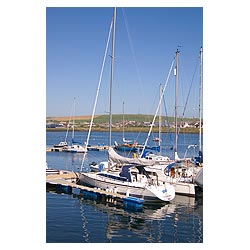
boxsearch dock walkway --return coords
[46,171,126,200]
[46,145,109,152]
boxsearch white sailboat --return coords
[109,146,197,197]
[53,99,75,149]
[194,46,203,188]
[114,101,138,153]
[85,149,175,202]
[110,49,201,197]
[79,8,175,202]
[63,98,87,153]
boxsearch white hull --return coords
[63,145,87,153]
[194,167,203,188]
[53,141,68,148]
[90,163,196,196]
[79,172,175,203]
[169,180,196,197]
[144,165,196,197]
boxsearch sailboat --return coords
[78,8,175,202]
[62,98,87,153]
[114,101,138,153]
[84,148,175,202]
[53,140,68,148]
[194,47,203,188]
[110,49,201,197]
[143,83,171,163]
[53,99,75,149]
[160,48,203,195]
[85,44,196,197]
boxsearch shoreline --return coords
[46,127,202,134]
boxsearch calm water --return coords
[46,131,203,243]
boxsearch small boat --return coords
[63,144,87,153]
[152,137,161,142]
[53,141,68,148]
[113,102,138,153]
[53,98,75,149]
[114,141,138,152]
[62,98,87,153]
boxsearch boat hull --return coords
[79,172,175,203]
[63,145,87,153]
[194,168,203,188]
[170,181,195,197]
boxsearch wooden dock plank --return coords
[46,171,79,180]
[46,145,110,152]
[46,171,126,199]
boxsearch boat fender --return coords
[126,190,130,197]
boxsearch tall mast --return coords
[109,7,116,146]
[72,97,76,142]
[199,47,203,152]
[122,101,125,140]
[65,98,74,142]
[139,58,175,157]
[174,49,179,159]
[159,84,162,153]
[80,17,114,172]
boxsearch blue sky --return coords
[46,7,203,118]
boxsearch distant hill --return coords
[46,114,202,133]
[46,114,199,123]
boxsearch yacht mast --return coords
[72,97,76,143]
[174,49,179,160]
[80,16,114,172]
[159,84,162,153]
[199,47,203,152]
[109,7,116,147]
[139,58,175,157]
[122,101,125,141]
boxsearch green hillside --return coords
[75,114,198,123]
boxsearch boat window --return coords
[98,172,128,182]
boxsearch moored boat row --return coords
[47,8,203,204]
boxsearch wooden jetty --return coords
[46,171,144,209]
[46,147,63,152]
[87,145,109,151]
[46,145,109,152]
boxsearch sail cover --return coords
[108,147,155,166]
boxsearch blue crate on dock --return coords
[56,184,72,194]
[81,190,99,200]
[72,187,81,196]
[123,196,144,211]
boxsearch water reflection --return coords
[46,131,203,243]
[47,184,202,243]
[77,194,202,243]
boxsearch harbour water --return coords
[46,131,203,243]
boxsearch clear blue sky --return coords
[46,7,203,118]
